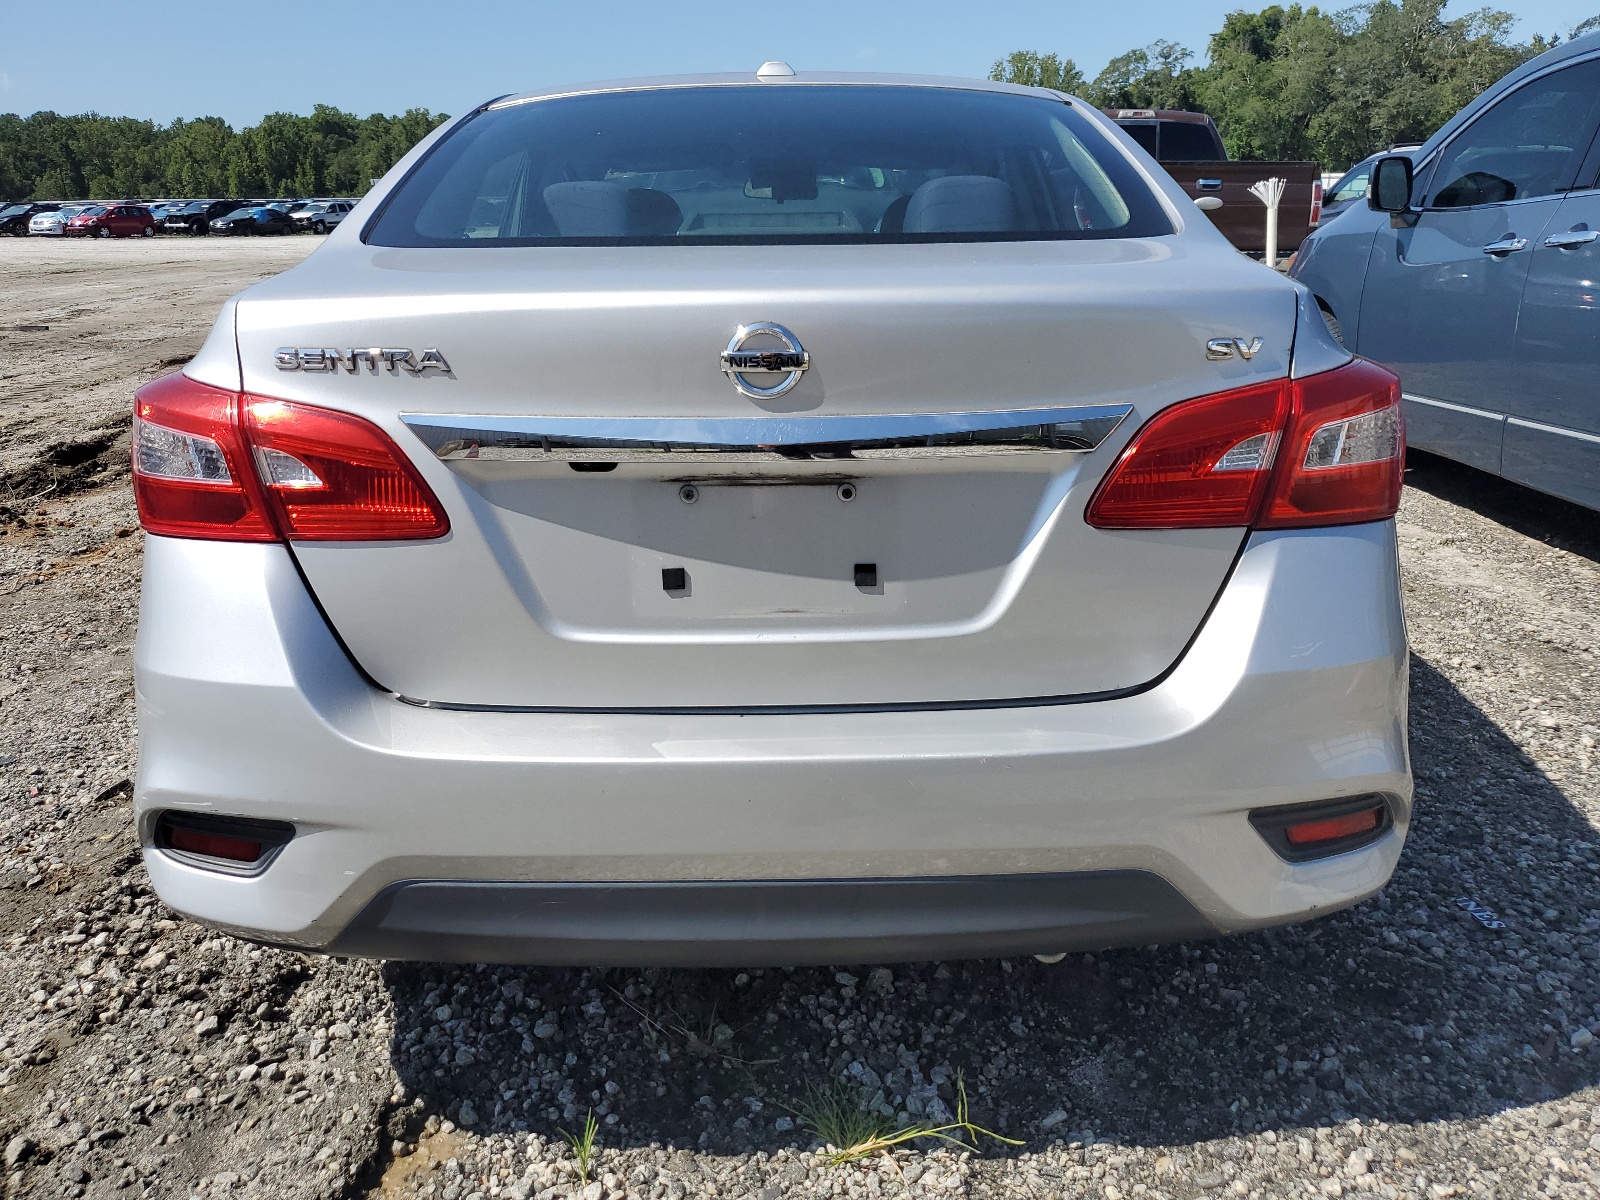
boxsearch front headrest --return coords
[903,176,1015,233]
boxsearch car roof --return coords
[487,70,1070,110]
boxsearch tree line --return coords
[0,105,449,201]
[993,0,1593,169]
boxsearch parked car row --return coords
[0,197,357,238]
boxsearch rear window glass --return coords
[1158,122,1221,161]
[367,85,1172,246]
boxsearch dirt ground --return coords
[0,237,1596,1200]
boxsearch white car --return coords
[131,67,1411,966]
[293,200,354,233]
[28,205,87,235]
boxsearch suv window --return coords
[368,85,1172,246]
[1425,57,1600,209]
[1330,162,1372,203]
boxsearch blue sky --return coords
[5,0,1597,127]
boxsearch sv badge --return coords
[1205,337,1264,361]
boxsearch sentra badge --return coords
[275,347,451,375]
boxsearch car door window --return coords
[1331,168,1370,203]
[1426,57,1600,209]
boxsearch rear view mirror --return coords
[1369,156,1414,214]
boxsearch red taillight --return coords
[1257,357,1404,529]
[1284,806,1381,846]
[132,372,449,542]
[1310,179,1324,227]
[133,373,277,541]
[1086,357,1402,531]
[1084,379,1290,529]
[244,399,450,540]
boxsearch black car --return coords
[161,200,247,236]
[208,206,298,236]
[0,202,60,235]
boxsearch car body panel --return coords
[233,231,1300,708]
[135,520,1409,953]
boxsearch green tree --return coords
[0,105,447,200]
[989,50,1088,94]
[993,0,1552,169]
[163,118,234,196]
[1089,40,1201,109]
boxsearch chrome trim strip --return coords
[401,405,1134,462]
[1401,392,1505,422]
[1506,415,1600,446]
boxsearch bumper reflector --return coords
[1248,796,1392,862]
[167,826,262,863]
[154,812,294,874]
[1284,807,1381,846]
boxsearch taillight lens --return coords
[244,399,450,540]
[1085,357,1402,531]
[133,373,277,541]
[1257,358,1403,528]
[1310,179,1324,227]
[1085,379,1290,528]
[132,372,449,542]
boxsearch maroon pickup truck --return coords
[1104,109,1323,257]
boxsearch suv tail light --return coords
[1310,178,1324,227]
[1086,357,1401,531]
[133,372,449,542]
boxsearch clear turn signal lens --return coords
[254,446,324,489]
[1214,430,1280,472]
[134,416,233,483]
[1302,404,1402,469]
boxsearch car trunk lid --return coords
[232,238,1295,708]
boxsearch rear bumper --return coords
[134,522,1411,964]
[330,872,1217,967]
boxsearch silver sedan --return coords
[130,66,1412,966]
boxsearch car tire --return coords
[194,222,207,236]
[96,226,112,239]
[312,220,326,235]
[1318,302,1344,346]
[141,225,154,237]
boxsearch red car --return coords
[64,204,156,238]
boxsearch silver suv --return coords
[131,69,1411,966]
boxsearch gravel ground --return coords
[0,239,1597,1200]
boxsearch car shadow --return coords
[1404,449,1600,566]
[377,652,1600,1155]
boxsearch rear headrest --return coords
[544,182,629,237]
[903,176,1015,233]
[543,182,683,237]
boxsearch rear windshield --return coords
[367,85,1173,246]
[1158,122,1221,161]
